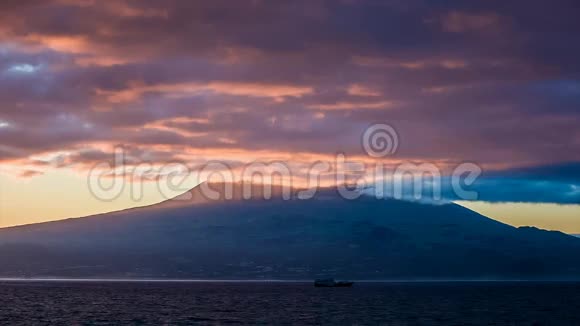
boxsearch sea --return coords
[0,280,578,325]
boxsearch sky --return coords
[0,0,579,231]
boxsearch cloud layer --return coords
[0,0,579,204]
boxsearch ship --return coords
[314,278,354,287]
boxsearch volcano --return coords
[0,183,579,280]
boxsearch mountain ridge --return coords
[0,183,578,280]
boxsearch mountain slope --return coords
[0,184,579,279]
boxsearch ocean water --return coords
[0,281,579,325]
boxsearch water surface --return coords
[0,281,578,325]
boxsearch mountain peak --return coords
[156,181,368,208]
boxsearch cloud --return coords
[95,81,313,104]
[18,170,44,178]
[440,11,504,34]
[308,100,397,110]
[488,162,580,184]
[445,162,580,204]
[0,0,578,204]
[346,84,381,97]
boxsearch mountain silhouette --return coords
[0,182,579,280]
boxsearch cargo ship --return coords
[314,278,354,287]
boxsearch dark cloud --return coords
[447,178,580,205]
[488,162,580,184]
[375,177,580,206]
[414,162,580,204]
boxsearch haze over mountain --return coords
[0,183,579,280]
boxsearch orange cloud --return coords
[442,11,503,34]
[24,34,90,54]
[141,117,211,138]
[95,81,314,103]
[353,56,469,70]
[347,84,381,97]
[308,100,396,110]
[55,0,168,18]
